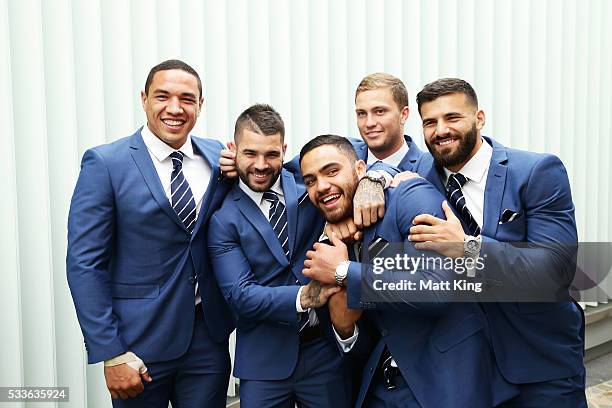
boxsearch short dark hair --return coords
[234,104,285,143]
[416,78,478,114]
[144,59,202,98]
[299,135,358,164]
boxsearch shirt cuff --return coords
[296,286,306,313]
[333,324,359,353]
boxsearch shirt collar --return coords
[239,175,284,206]
[141,124,195,162]
[366,138,409,167]
[443,138,493,183]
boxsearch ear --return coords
[476,109,485,130]
[283,143,287,154]
[197,96,204,116]
[355,159,366,178]
[400,105,410,125]
[140,90,147,109]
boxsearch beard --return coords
[237,166,281,192]
[317,172,360,223]
[426,122,478,169]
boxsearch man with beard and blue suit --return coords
[409,78,586,407]
[67,60,234,407]
[207,105,358,408]
[300,135,515,408]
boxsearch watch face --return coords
[466,240,479,252]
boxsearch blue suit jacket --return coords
[417,136,585,384]
[207,169,340,381]
[345,179,513,408]
[67,129,235,364]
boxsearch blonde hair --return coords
[355,73,409,110]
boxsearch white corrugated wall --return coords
[1,0,611,406]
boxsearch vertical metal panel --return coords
[0,0,24,404]
[8,0,57,394]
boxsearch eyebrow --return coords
[152,89,198,99]
[303,161,342,178]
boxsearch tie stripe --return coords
[170,151,197,233]
[445,173,481,236]
[263,191,290,257]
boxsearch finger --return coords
[336,224,349,241]
[142,372,153,382]
[353,207,363,228]
[324,223,335,238]
[409,224,436,235]
[414,241,439,251]
[347,220,358,237]
[442,200,459,221]
[354,231,363,241]
[117,390,129,400]
[377,203,385,219]
[409,233,439,243]
[370,206,378,225]
[307,249,316,258]
[126,386,140,398]
[109,390,119,400]
[302,268,313,277]
[226,141,236,152]
[362,208,371,228]
[303,259,313,268]
[330,232,344,247]
[412,213,443,226]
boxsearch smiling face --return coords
[141,69,203,149]
[420,93,485,173]
[355,87,409,160]
[235,129,286,192]
[300,145,365,223]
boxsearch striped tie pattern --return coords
[446,173,481,236]
[170,151,197,233]
[263,191,289,257]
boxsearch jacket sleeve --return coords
[66,149,128,363]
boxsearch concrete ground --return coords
[587,349,612,407]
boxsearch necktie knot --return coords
[263,191,279,205]
[170,151,185,169]
[447,173,468,190]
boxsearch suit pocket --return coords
[434,313,483,353]
[111,283,160,299]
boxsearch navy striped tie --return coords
[170,151,197,233]
[263,191,289,257]
[446,173,481,236]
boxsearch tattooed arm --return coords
[300,280,341,309]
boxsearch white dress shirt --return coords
[442,138,493,228]
[366,139,410,168]
[141,124,212,305]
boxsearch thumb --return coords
[442,201,458,221]
[330,232,344,247]
[141,371,153,382]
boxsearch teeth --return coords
[163,119,183,126]
[439,139,454,146]
[322,194,340,203]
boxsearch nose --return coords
[166,97,183,114]
[365,113,376,128]
[435,120,450,137]
[317,178,331,194]
[254,155,268,170]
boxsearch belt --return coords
[299,324,322,345]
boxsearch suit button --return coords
[381,329,388,337]
[369,367,374,373]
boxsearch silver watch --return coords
[464,235,481,257]
[335,260,350,286]
[361,170,386,187]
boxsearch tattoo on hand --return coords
[354,179,384,207]
[302,281,326,308]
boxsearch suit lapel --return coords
[355,140,368,162]
[234,187,290,267]
[482,137,508,238]
[420,154,447,196]
[190,138,222,236]
[281,169,298,259]
[129,130,187,231]
[397,135,422,171]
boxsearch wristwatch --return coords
[464,235,482,258]
[361,170,387,187]
[335,260,351,286]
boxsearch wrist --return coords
[334,323,356,340]
[464,234,482,257]
[335,260,350,286]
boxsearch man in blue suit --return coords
[408,78,586,407]
[208,105,359,407]
[300,135,514,407]
[67,59,234,407]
